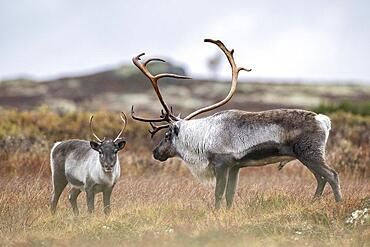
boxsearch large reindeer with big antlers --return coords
[131,39,342,209]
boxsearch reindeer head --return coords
[151,124,180,161]
[89,113,127,172]
[131,39,251,162]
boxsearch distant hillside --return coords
[1,62,370,116]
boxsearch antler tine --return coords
[114,112,128,142]
[184,39,251,120]
[155,73,191,80]
[131,105,169,123]
[144,58,166,66]
[143,58,191,82]
[204,39,252,73]
[89,115,103,143]
[149,122,170,138]
[133,52,146,63]
[132,53,191,115]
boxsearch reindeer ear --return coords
[115,139,126,150]
[90,141,100,151]
[173,125,179,136]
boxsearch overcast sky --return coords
[1,0,369,83]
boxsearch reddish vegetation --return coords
[0,109,368,246]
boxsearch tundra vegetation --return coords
[0,107,369,246]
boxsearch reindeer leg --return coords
[68,188,81,216]
[214,165,228,209]
[50,175,67,214]
[307,167,327,200]
[295,134,342,202]
[314,164,342,202]
[225,166,240,209]
[103,185,114,215]
[299,156,342,202]
[86,186,96,213]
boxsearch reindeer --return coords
[131,39,343,209]
[50,113,127,215]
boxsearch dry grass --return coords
[0,168,369,247]
[0,109,369,246]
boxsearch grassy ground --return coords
[0,109,369,246]
[0,170,369,247]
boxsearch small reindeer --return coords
[131,39,342,209]
[50,113,127,215]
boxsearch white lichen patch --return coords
[346,208,369,226]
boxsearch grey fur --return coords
[152,109,342,209]
[50,139,125,215]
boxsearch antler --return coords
[148,122,170,138]
[132,106,177,138]
[131,53,191,136]
[184,39,251,120]
[131,106,172,123]
[131,53,191,122]
[113,112,128,142]
[131,39,250,137]
[90,113,128,142]
[89,115,103,143]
